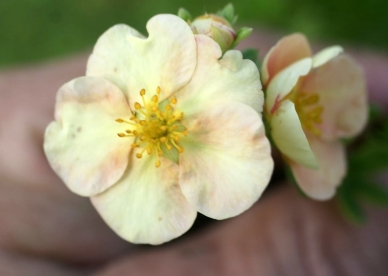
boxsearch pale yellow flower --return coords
[262,34,367,200]
[44,15,273,244]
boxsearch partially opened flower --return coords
[262,33,367,200]
[44,14,273,244]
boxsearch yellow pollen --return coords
[115,87,187,167]
[294,91,323,136]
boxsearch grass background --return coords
[0,0,387,68]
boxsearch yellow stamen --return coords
[115,87,187,167]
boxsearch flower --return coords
[262,33,367,200]
[44,14,273,244]
[190,14,236,53]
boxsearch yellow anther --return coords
[302,94,319,105]
[116,85,187,166]
[308,107,323,118]
[180,112,184,119]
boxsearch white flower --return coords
[44,15,273,244]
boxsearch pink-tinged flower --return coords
[44,14,273,244]
[262,33,368,200]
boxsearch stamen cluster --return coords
[116,87,187,167]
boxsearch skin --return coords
[0,31,388,275]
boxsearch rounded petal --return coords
[262,33,312,86]
[312,46,343,68]
[175,35,263,117]
[44,77,133,196]
[179,102,273,219]
[266,58,312,114]
[301,54,368,140]
[271,100,318,169]
[91,154,197,245]
[290,139,346,200]
[87,14,197,106]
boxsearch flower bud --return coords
[190,14,236,53]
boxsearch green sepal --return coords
[211,25,233,53]
[178,8,192,22]
[233,27,253,46]
[217,3,237,25]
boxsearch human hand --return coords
[0,32,387,275]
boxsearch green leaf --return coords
[337,194,366,224]
[241,48,258,65]
[358,182,388,205]
[368,104,383,122]
[177,8,192,22]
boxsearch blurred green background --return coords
[0,0,387,68]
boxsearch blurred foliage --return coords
[337,105,388,223]
[0,0,387,67]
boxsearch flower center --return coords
[293,91,323,136]
[116,87,187,167]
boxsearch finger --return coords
[0,250,88,276]
[95,185,388,276]
[0,54,132,264]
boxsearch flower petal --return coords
[44,77,133,196]
[175,35,263,117]
[262,33,312,86]
[266,58,312,114]
[301,54,368,140]
[290,138,346,200]
[312,46,343,68]
[271,100,318,169]
[91,154,197,245]
[179,102,273,220]
[87,14,197,105]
